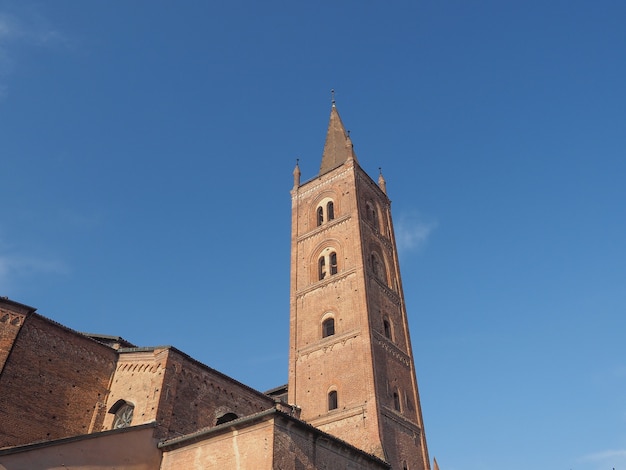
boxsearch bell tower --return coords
[288,99,430,470]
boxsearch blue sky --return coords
[1,1,625,469]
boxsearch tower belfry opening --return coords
[288,100,431,470]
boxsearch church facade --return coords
[0,102,432,470]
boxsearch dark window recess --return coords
[216,412,239,425]
[383,320,391,339]
[318,256,326,280]
[327,201,335,221]
[393,390,401,411]
[322,318,335,338]
[328,390,338,410]
[330,252,338,275]
[317,206,324,226]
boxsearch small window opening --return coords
[328,390,338,411]
[393,389,401,412]
[216,412,239,425]
[371,254,378,276]
[366,201,378,228]
[317,206,324,226]
[330,252,338,275]
[318,256,326,280]
[322,318,335,338]
[327,201,335,221]
[383,319,392,340]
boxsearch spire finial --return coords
[293,157,301,188]
[331,89,336,107]
[378,167,387,194]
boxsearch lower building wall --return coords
[273,417,389,470]
[160,420,275,470]
[0,425,161,470]
[161,414,389,470]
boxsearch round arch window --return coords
[112,403,134,429]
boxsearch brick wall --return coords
[0,299,33,373]
[160,411,389,470]
[0,314,117,447]
[155,348,275,439]
[273,413,389,470]
[101,348,169,431]
[160,417,275,470]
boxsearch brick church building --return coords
[0,101,435,470]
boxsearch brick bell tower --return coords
[288,97,431,470]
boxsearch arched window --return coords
[216,412,239,425]
[393,388,401,412]
[371,252,386,284]
[371,253,380,277]
[316,199,336,227]
[328,390,338,410]
[327,201,335,221]
[109,400,134,429]
[317,206,324,226]
[318,251,338,281]
[322,318,335,338]
[383,319,392,340]
[366,201,378,229]
[330,252,338,275]
[318,256,326,280]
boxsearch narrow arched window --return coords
[366,201,379,231]
[330,252,338,275]
[371,254,379,277]
[393,389,401,411]
[328,390,338,410]
[327,201,335,221]
[318,256,326,280]
[322,318,335,338]
[371,252,387,284]
[383,319,392,340]
[317,206,324,226]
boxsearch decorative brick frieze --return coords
[296,329,360,359]
[296,214,351,242]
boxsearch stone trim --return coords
[296,329,361,358]
[380,406,421,437]
[296,214,351,242]
[309,404,367,427]
[294,167,352,200]
[296,268,357,298]
[373,331,411,368]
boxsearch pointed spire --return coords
[293,158,301,188]
[378,167,387,194]
[433,457,440,470]
[319,92,357,175]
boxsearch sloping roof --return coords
[319,104,357,175]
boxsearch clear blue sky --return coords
[1,1,625,469]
